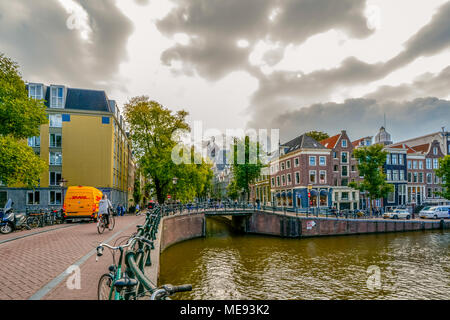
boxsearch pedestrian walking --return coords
[135,203,140,216]
[117,204,121,217]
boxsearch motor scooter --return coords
[0,199,31,234]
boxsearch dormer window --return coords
[50,86,64,108]
[28,84,43,100]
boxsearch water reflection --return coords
[159,217,450,300]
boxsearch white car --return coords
[420,206,450,219]
[383,209,411,220]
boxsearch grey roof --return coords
[281,133,327,154]
[28,84,112,112]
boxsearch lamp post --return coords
[172,177,178,204]
[59,178,68,212]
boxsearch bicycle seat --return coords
[114,278,138,289]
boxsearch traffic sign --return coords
[167,195,171,199]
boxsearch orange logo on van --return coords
[72,196,88,200]
[95,196,102,201]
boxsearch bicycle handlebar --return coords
[150,284,192,300]
[95,236,152,261]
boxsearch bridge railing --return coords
[156,202,382,220]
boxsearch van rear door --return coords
[66,191,93,217]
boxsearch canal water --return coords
[159,217,449,300]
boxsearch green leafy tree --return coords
[435,155,450,200]
[229,136,264,201]
[124,96,190,204]
[349,144,394,215]
[0,53,48,187]
[306,131,329,142]
[226,179,241,201]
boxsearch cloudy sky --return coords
[1,0,450,143]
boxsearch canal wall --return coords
[160,213,206,251]
[246,211,450,238]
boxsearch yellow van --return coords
[63,186,103,222]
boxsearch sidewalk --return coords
[0,214,145,300]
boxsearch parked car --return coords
[383,209,411,220]
[419,206,450,219]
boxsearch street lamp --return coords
[59,177,68,213]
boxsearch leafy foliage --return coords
[349,144,394,211]
[306,131,329,142]
[435,155,450,200]
[0,53,48,187]
[124,96,212,203]
[229,136,264,201]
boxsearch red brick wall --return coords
[160,213,205,251]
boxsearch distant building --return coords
[374,126,393,146]
[0,83,133,211]
[393,129,450,156]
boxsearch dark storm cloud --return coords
[157,0,372,80]
[365,66,450,101]
[269,98,450,143]
[248,1,450,129]
[0,0,133,90]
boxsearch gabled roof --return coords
[410,143,430,154]
[320,134,340,149]
[281,133,328,154]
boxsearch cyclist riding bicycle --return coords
[98,194,113,228]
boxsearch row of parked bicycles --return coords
[96,205,192,300]
[0,199,65,234]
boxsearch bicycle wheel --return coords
[98,273,114,300]
[108,215,115,231]
[97,216,106,234]
[27,217,39,229]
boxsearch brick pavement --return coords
[0,214,145,300]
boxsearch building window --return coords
[426,159,432,169]
[427,188,433,198]
[49,172,62,186]
[309,171,316,184]
[407,172,412,182]
[341,178,349,186]
[286,160,291,169]
[50,152,62,165]
[27,191,40,205]
[386,170,392,181]
[319,156,326,166]
[392,154,398,165]
[433,147,438,155]
[333,152,337,159]
[282,175,286,186]
[294,158,299,167]
[341,192,349,200]
[28,136,41,147]
[49,191,62,205]
[281,162,285,170]
[49,114,62,128]
[418,172,423,183]
[351,165,356,172]
[295,172,300,185]
[341,152,348,164]
[400,170,405,181]
[386,154,391,165]
[341,165,348,177]
[287,173,292,185]
[413,172,417,183]
[49,133,62,148]
[342,140,347,148]
[393,170,399,181]
[418,161,423,169]
[50,87,64,108]
[319,171,326,184]
[426,173,432,184]
[309,156,316,166]
[413,161,417,169]
[433,159,439,169]
[333,164,338,172]
[277,176,280,187]
[407,160,412,169]
[28,84,43,100]
[271,178,275,187]
[399,155,403,165]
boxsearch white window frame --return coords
[49,171,62,186]
[50,86,64,108]
[319,156,326,166]
[342,139,347,148]
[27,191,40,205]
[309,156,316,166]
[294,158,299,167]
[28,84,43,100]
[341,152,348,164]
[319,170,326,184]
[49,190,62,205]
[341,165,348,177]
[309,170,316,184]
[28,136,41,147]
[49,114,62,128]
[49,133,62,148]
[49,152,62,166]
[295,171,300,185]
